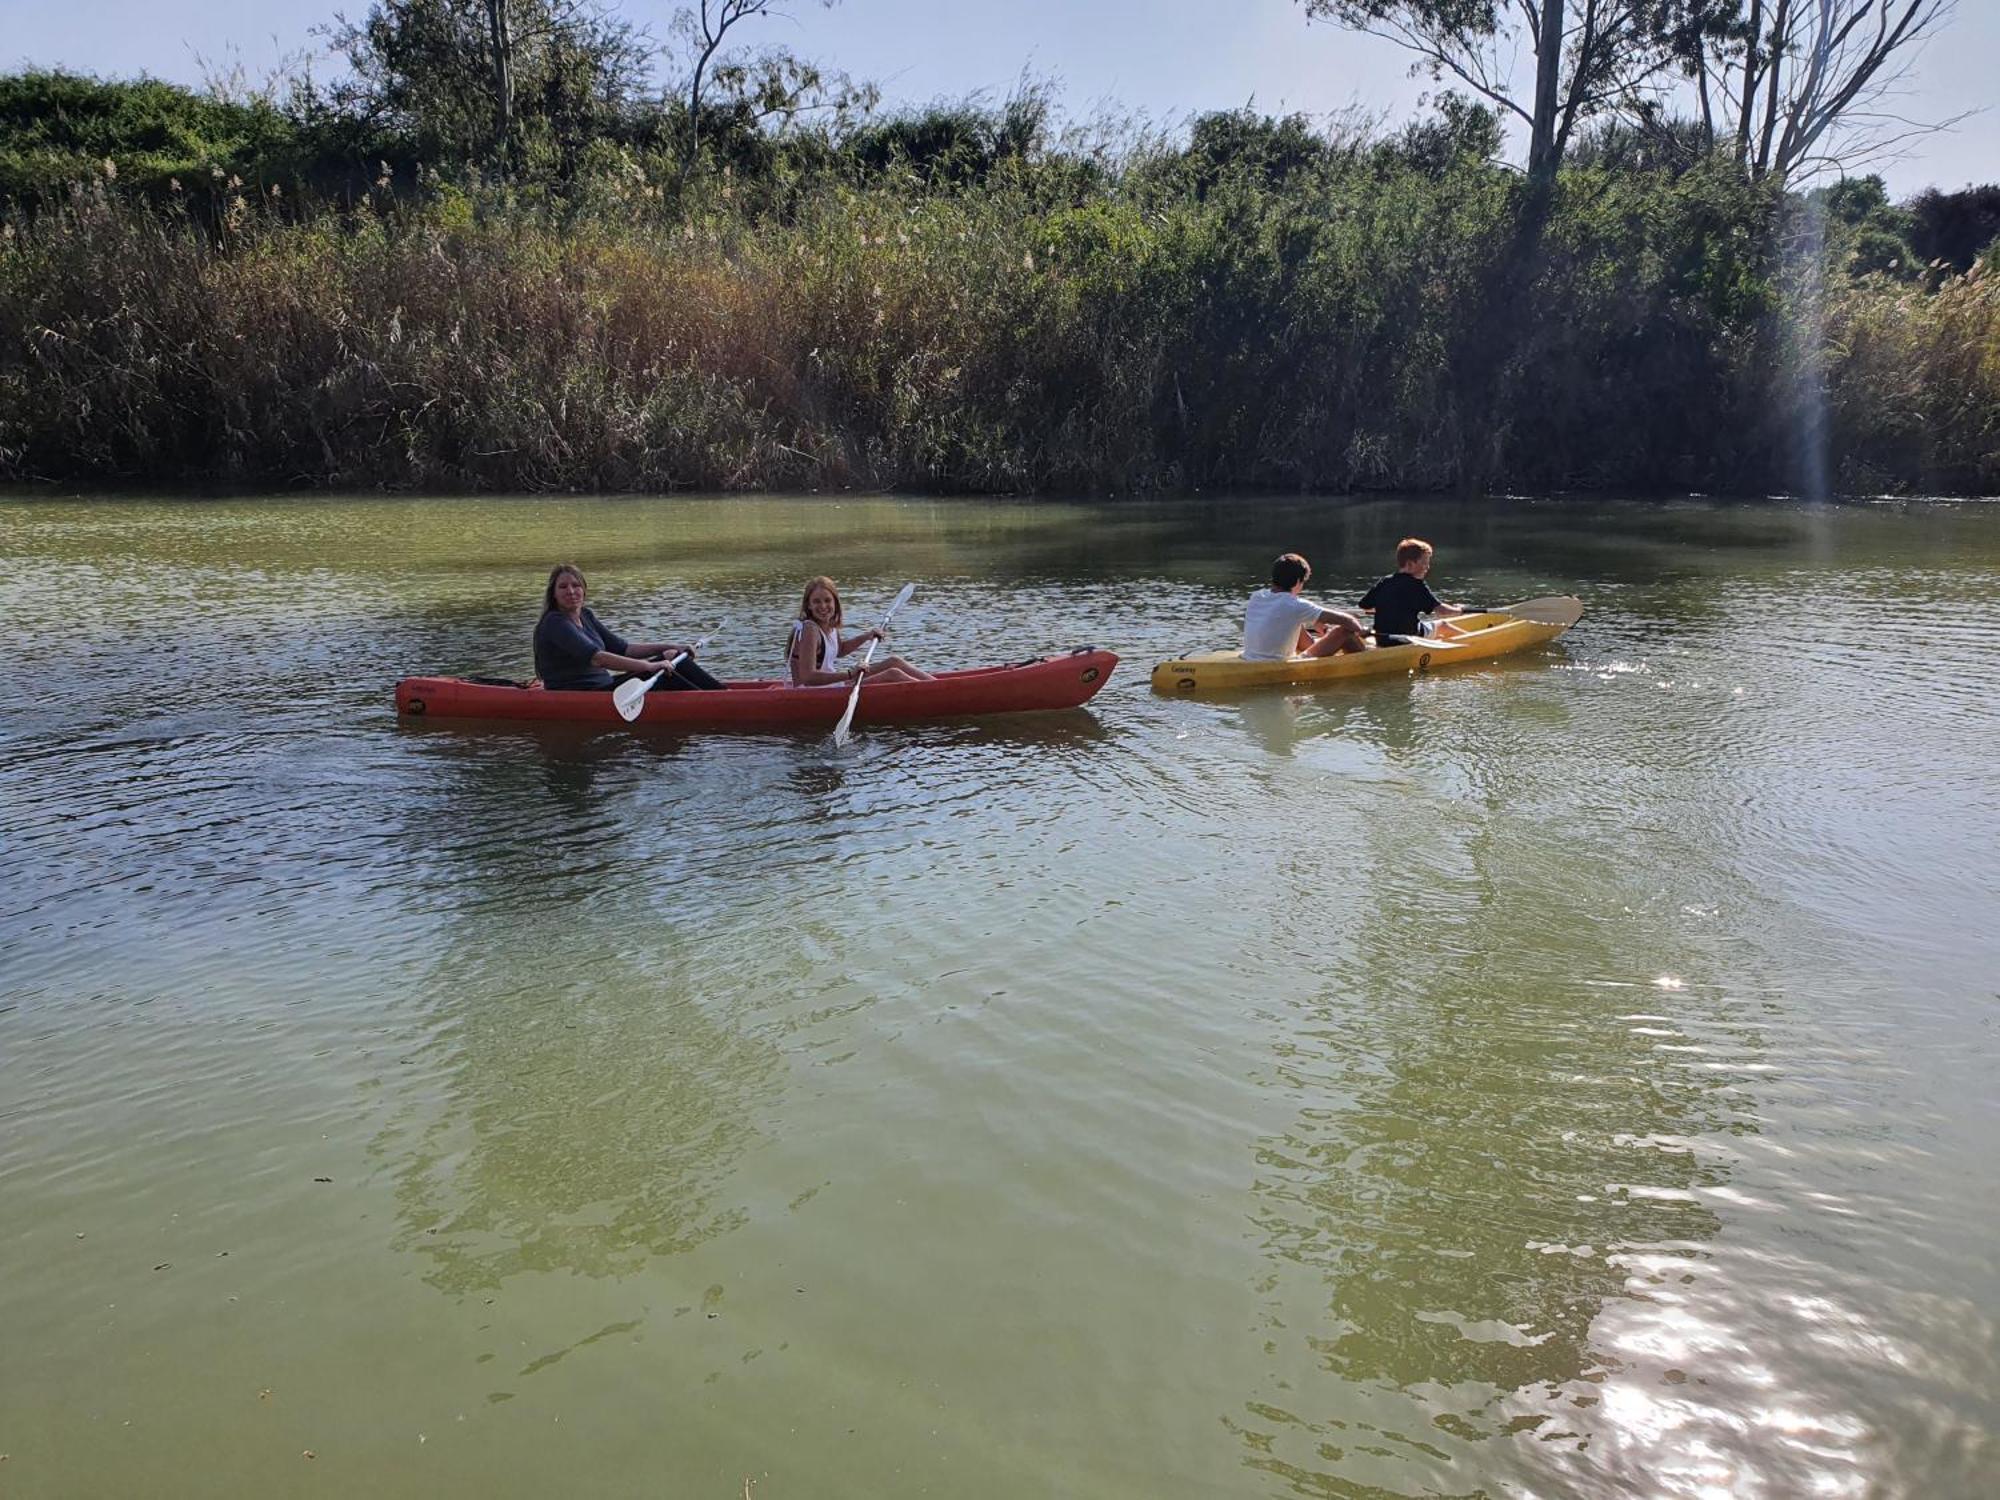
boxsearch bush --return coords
[0,70,301,208]
[0,82,1992,496]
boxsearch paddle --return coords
[612,626,720,723]
[1490,595,1584,627]
[830,583,915,749]
[1384,596,1578,644]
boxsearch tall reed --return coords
[2,162,1994,495]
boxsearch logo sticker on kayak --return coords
[1081,667,1100,684]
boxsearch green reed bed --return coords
[2,160,1994,495]
[1822,267,2000,494]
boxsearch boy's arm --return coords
[1420,582,1465,616]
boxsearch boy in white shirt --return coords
[1242,553,1369,660]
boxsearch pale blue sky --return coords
[3,0,1992,194]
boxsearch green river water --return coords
[2,492,1996,1499]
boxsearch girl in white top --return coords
[786,576,936,687]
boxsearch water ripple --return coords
[4,493,1998,1499]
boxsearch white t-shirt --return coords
[1242,589,1328,660]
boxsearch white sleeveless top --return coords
[788,620,839,682]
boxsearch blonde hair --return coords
[787,575,845,667]
[795,575,845,628]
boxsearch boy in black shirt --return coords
[1359,537,1470,644]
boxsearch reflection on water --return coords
[377,943,773,1293]
[1231,680,1424,762]
[1239,914,1743,1492]
[2,492,1998,1498]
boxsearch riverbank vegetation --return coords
[2,3,1995,496]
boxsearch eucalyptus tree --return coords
[1298,0,1723,195]
[1671,0,1957,185]
[1294,0,1727,492]
[322,0,649,179]
[673,0,871,183]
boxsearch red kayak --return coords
[395,649,1118,728]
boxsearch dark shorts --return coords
[609,660,726,693]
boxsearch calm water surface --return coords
[2,493,1997,1499]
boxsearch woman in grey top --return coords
[532,563,724,692]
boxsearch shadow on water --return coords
[1213,672,1918,1498]
[7,491,1996,1497]
[370,934,778,1297]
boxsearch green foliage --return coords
[1506,160,1784,487]
[1179,111,1333,197]
[0,70,298,206]
[0,70,1992,496]
[318,0,651,181]
[1380,95,1502,177]
[1821,264,2000,493]
[1905,185,2000,274]
[1812,175,1917,278]
[846,105,1026,188]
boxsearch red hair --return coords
[1395,538,1434,566]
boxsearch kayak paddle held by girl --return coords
[785,576,934,687]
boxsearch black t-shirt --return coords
[1359,571,1442,640]
[534,607,629,689]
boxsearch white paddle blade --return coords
[824,648,872,748]
[613,671,661,721]
[612,626,719,724]
[1498,595,1584,628]
[829,685,862,746]
[828,586,911,749]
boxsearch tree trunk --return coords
[1754,0,1793,177]
[486,0,516,178]
[1736,0,1764,165]
[1453,0,1563,498]
[1528,0,1565,190]
[1450,172,1559,499]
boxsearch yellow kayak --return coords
[1150,596,1583,695]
